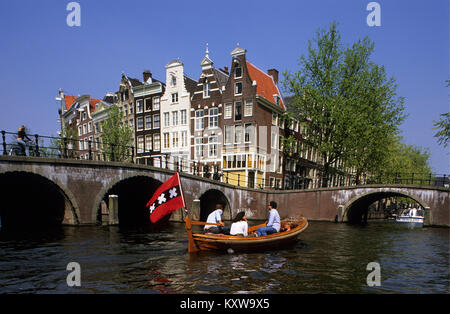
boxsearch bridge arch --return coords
[342,189,430,224]
[0,170,80,228]
[94,173,164,226]
[197,189,232,222]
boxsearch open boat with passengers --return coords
[184,215,308,253]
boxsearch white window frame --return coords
[195,110,204,131]
[224,103,232,119]
[136,99,144,114]
[145,134,153,152]
[244,100,253,117]
[153,97,160,111]
[208,136,218,158]
[209,108,218,128]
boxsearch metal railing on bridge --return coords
[2,130,448,191]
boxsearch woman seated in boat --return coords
[229,212,248,237]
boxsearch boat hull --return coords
[186,217,308,253]
[395,216,424,224]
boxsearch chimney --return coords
[143,70,152,83]
[221,66,229,74]
[268,69,279,85]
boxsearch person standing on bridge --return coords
[257,201,281,237]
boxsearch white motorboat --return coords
[395,208,424,224]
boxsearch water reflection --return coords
[0,221,448,294]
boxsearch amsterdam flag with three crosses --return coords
[146,172,186,223]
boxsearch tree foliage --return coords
[433,78,450,148]
[100,104,133,162]
[375,137,432,184]
[282,22,406,187]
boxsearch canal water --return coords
[0,221,448,294]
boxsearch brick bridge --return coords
[0,156,448,228]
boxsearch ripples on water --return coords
[0,221,448,294]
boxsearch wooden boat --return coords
[184,215,308,253]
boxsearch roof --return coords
[128,77,142,87]
[184,75,198,94]
[212,67,229,90]
[246,61,285,110]
[89,99,102,113]
[64,95,77,110]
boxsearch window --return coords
[129,102,134,115]
[95,123,100,133]
[83,124,87,134]
[203,82,211,97]
[78,126,82,136]
[124,104,128,117]
[208,136,218,158]
[153,97,160,111]
[172,93,178,103]
[172,111,178,126]
[172,132,179,148]
[235,101,242,121]
[271,132,278,149]
[163,133,170,149]
[129,118,134,128]
[153,134,160,151]
[195,138,203,158]
[137,136,144,154]
[181,131,187,147]
[137,117,144,131]
[235,66,242,78]
[235,82,242,95]
[145,134,153,152]
[224,103,232,119]
[145,115,152,130]
[88,122,92,133]
[244,100,253,117]
[145,98,152,111]
[164,112,170,127]
[136,100,144,113]
[245,123,252,143]
[235,125,243,143]
[79,140,84,151]
[153,114,160,128]
[209,108,218,128]
[124,89,129,100]
[195,110,204,130]
[170,75,177,87]
[82,112,86,121]
[224,125,233,144]
[272,113,277,125]
[181,109,187,125]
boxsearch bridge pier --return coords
[423,207,432,227]
[108,195,119,225]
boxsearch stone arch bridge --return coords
[0,156,448,228]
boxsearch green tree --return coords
[282,22,405,187]
[433,78,450,148]
[376,137,432,184]
[101,104,133,162]
[50,125,79,158]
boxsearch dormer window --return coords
[170,75,177,87]
[235,66,242,78]
[274,95,281,106]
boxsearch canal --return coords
[0,220,448,294]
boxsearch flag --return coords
[146,172,185,223]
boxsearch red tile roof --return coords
[64,95,77,110]
[89,99,102,113]
[246,61,285,110]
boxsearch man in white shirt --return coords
[204,203,228,234]
[257,201,281,237]
[230,212,248,237]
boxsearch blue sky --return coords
[0,0,448,173]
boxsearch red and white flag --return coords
[146,172,185,223]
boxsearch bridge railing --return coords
[2,130,448,191]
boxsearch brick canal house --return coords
[57,90,101,159]
[133,70,165,166]
[91,93,116,161]
[190,44,229,179]
[220,45,286,189]
[117,73,143,150]
[160,59,197,171]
